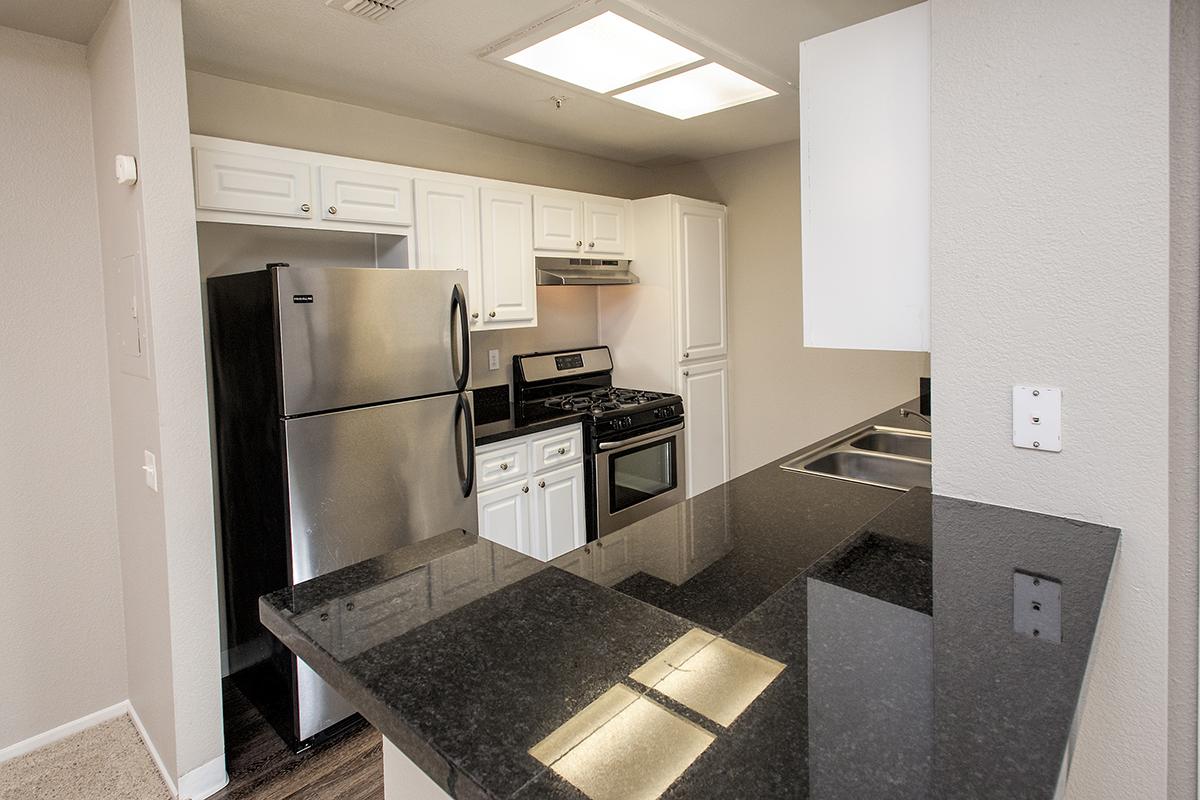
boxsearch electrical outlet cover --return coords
[1013,386,1062,451]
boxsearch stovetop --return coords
[541,387,676,417]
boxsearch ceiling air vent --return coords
[324,0,409,22]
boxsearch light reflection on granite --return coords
[260,403,1119,800]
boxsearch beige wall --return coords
[656,142,929,475]
[1169,0,1199,795]
[89,0,225,791]
[929,0,1172,796]
[186,71,661,199]
[0,25,127,751]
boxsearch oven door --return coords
[593,422,686,537]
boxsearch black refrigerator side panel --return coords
[206,271,290,675]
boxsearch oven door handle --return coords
[597,422,685,451]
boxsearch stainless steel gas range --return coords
[512,347,685,540]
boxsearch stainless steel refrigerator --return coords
[207,265,476,749]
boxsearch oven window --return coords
[609,439,677,513]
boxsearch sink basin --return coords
[800,451,931,491]
[850,430,931,460]
[780,424,931,491]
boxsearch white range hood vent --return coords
[324,0,411,22]
[535,257,639,286]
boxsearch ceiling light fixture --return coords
[503,11,703,94]
[614,62,778,120]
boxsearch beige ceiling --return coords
[0,0,919,165]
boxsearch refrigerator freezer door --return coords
[284,392,478,584]
[274,267,471,417]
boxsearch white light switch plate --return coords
[1013,386,1062,452]
[142,449,159,491]
[488,349,500,371]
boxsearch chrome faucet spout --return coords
[900,407,931,427]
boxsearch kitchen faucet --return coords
[900,407,931,426]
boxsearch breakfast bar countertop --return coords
[260,402,1120,800]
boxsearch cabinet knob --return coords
[683,370,690,377]
[471,312,479,320]
[328,205,337,215]
[576,240,583,248]
[538,480,546,488]
[683,352,690,359]
[557,447,566,455]
[300,203,311,213]
[489,311,497,318]
[596,540,604,548]
[521,485,529,493]
[500,462,509,471]
[588,242,595,248]
[584,546,591,554]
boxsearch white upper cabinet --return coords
[584,200,627,255]
[533,194,583,252]
[194,146,313,219]
[318,166,413,227]
[414,178,482,325]
[799,2,930,352]
[679,359,730,498]
[676,200,728,362]
[480,188,537,327]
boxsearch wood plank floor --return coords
[209,681,383,800]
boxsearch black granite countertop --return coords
[261,402,1120,800]
[473,384,585,446]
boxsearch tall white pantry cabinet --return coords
[600,195,730,498]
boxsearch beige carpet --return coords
[0,715,171,800]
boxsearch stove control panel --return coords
[653,407,677,420]
[612,416,634,430]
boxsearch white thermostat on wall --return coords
[1013,386,1062,452]
[114,154,138,186]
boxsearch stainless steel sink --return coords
[780,425,931,491]
[849,430,932,460]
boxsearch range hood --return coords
[535,257,639,286]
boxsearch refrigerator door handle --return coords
[454,392,476,498]
[451,284,470,392]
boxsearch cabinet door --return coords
[676,202,728,362]
[414,179,483,325]
[319,166,413,226]
[193,146,313,218]
[480,188,537,326]
[584,200,627,255]
[533,194,583,251]
[477,480,532,554]
[532,462,586,561]
[679,360,730,498]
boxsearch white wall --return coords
[657,141,930,475]
[88,0,225,793]
[0,25,127,751]
[929,1,1171,797]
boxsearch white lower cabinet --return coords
[477,480,531,554]
[476,424,585,562]
[531,462,586,561]
[679,359,730,498]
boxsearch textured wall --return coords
[1169,0,1199,795]
[656,142,929,476]
[0,24,126,751]
[929,1,1171,797]
[89,0,225,789]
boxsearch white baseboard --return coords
[0,701,130,765]
[0,699,227,800]
[178,752,229,800]
[126,702,180,798]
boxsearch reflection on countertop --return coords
[260,402,1119,800]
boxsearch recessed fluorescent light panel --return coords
[504,11,703,94]
[615,62,778,119]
